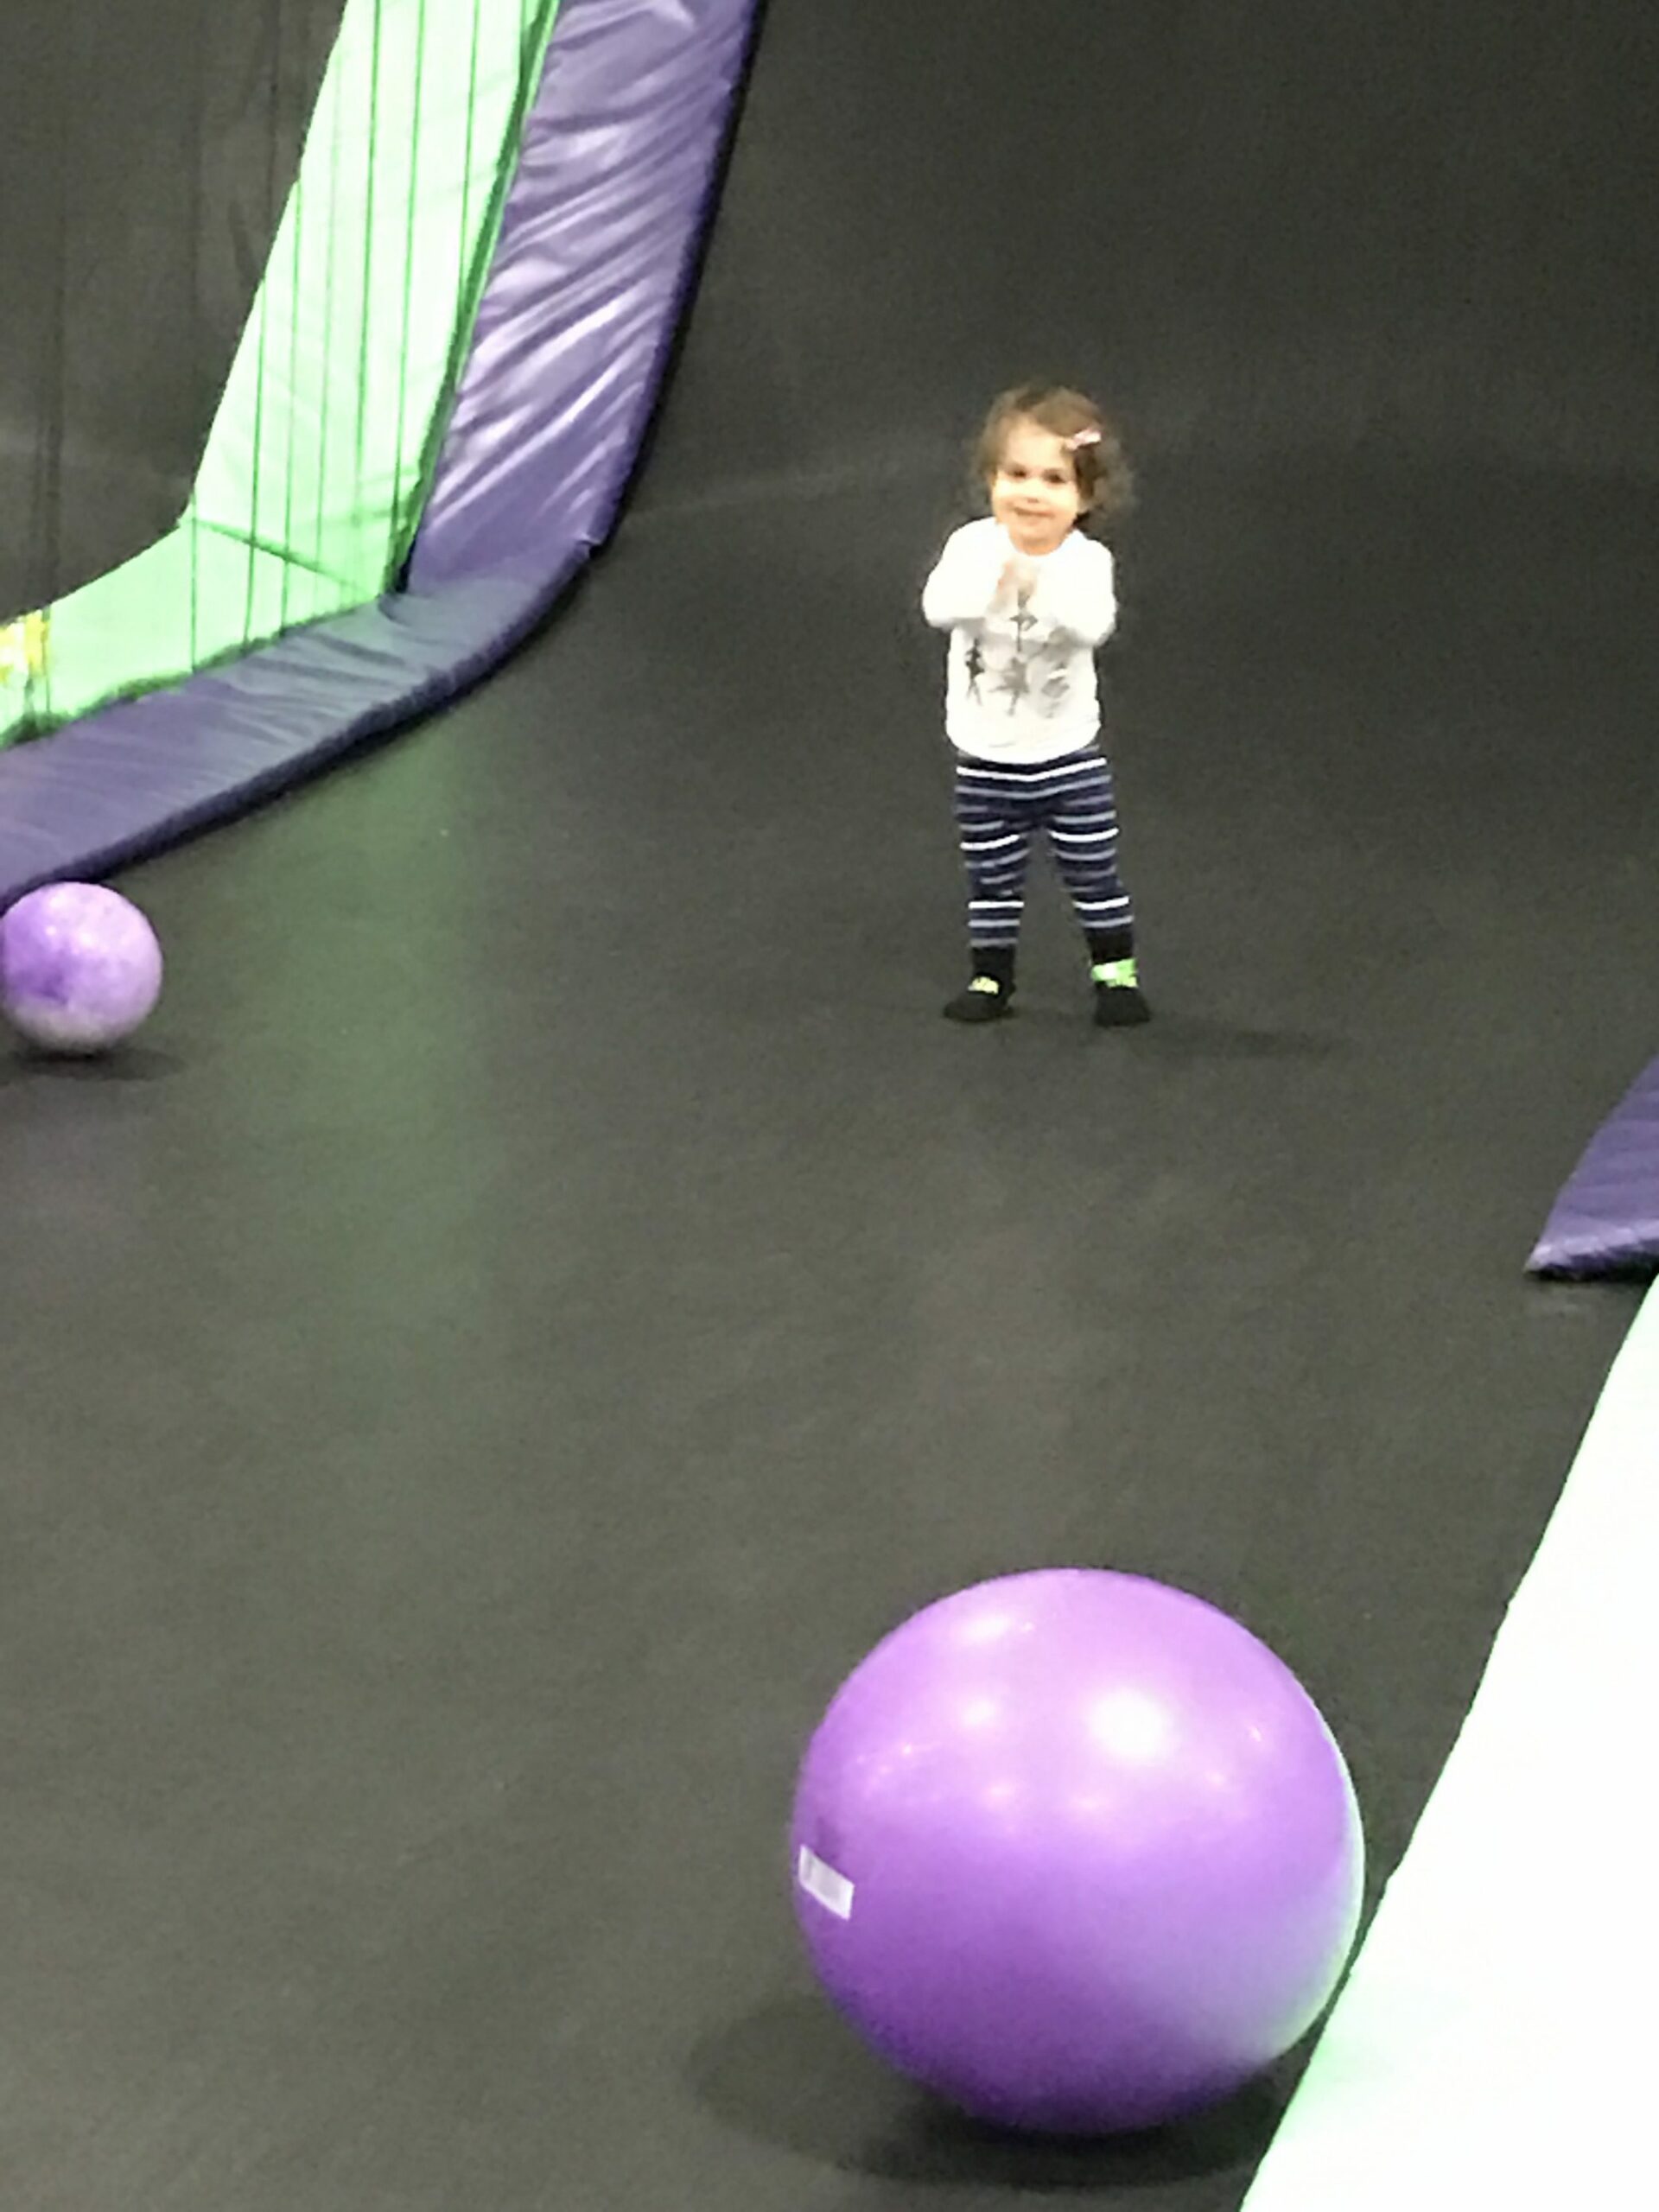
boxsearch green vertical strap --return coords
[353,0,387,552]
[312,36,349,591]
[2,0,563,742]
[391,4,431,580]
[458,0,487,321]
[278,30,311,638]
[185,0,209,682]
[461,0,486,308]
[240,2,289,655]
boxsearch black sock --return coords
[970,945,1016,991]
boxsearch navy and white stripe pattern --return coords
[953,747,1134,953]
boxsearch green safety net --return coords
[0,0,560,745]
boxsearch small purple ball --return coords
[0,883,164,1054]
[791,1569,1363,2135]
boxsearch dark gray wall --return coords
[0,0,346,613]
[642,0,1659,504]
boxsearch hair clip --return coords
[1068,429,1102,450]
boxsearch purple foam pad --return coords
[1529,1054,1659,1277]
[416,0,758,585]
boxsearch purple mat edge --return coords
[1527,1053,1659,1278]
[0,0,760,906]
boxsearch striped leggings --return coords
[953,747,1135,955]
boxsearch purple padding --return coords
[0,577,561,893]
[0,0,759,906]
[416,0,754,582]
[1529,1055,1659,1278]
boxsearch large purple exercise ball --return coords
[0,883,163,1053]
[791,1569,1363,2134]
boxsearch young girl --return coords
[922,384,1148,1027]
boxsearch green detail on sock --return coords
[1091,957,1139,988]
[969,976,1005,996]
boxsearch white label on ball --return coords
[797,1846,855,1920]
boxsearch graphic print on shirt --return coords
[1036,633,1074,717]
[987,609,1073,719]
[993,654,1033,709]
[964,637,986,700]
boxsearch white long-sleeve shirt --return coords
[921,518,1117,763]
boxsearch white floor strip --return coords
[1243,1286,1659,2210]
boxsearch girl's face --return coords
[989,417,1088,555]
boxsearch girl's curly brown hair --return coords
[974,383,1135,534]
